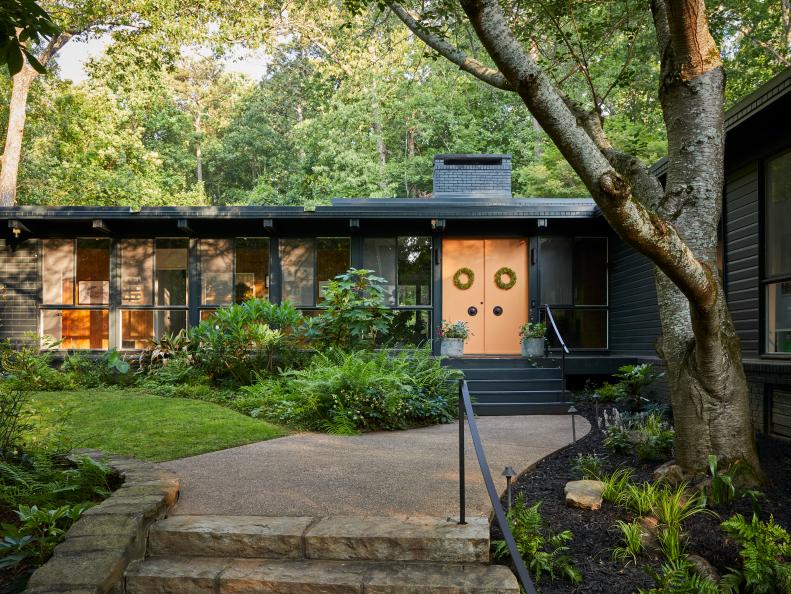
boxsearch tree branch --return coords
[386,2,513,91]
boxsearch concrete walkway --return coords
[160,415,589,518]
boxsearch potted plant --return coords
[438,320,470,357]
[519,321,546,357]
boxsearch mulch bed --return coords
[491,403,791,593]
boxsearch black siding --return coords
[0,239,39,344]
[608,235,661,356]
[724,164,761,357]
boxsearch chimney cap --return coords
[434,153,511,162]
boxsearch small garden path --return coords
[159,415,589,517]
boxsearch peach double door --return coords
[442,238,529,354]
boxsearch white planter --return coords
[521,337,544,358]
[440,338,465,357]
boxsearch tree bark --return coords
[0,65,37,206]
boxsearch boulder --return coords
[688,553,721,583]
[564,480,604,511]
[652,461,685,484]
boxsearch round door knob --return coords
[468,306,478,316]
[493,306,503,316]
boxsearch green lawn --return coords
[28,389,286,462]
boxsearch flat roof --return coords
[1,197,600,222]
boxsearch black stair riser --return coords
[472,402,576,415]
[467,379,563,391]
[461,368,562,380]
[443,358,561,369]
[470,391,565,404]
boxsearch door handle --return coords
[468,306,478,316]
[493,306,503,316]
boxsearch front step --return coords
[473,402,575,415]
[125,556,519,593]
[443,357,560,369]
[149,515,489,563]
[462,367,562,380]
[467,379,563,391]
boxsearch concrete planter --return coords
[521,337,544,358]
[440,338,465,357]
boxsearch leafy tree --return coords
[343,0,766,478]
[0,0,58,75]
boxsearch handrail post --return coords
[458,379,466,525]
[561,347,567,400]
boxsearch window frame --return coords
[362,235,434,311]
[761,147,791,358]
[538,235,609,351]
[279,236,353,310]
[39,238,112,351]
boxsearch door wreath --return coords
[494,266,517,290]
[453,267,475,290]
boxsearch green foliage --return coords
[618,481,663,515]
[720,513,791,593]
[570,453,606,480]
[189,299,306,384]
[640,559,720,594]
[308,269,393,350]
[0,0,59,76]
[612,363,662,411]
[703,455,762,509]
[438,320,470,340]
[492,496,582,586]
[0,503,89,571]
[600,409,674,461]
[0,386,32,455]
[519,322,546,340]
[240,348,459,433]
[600,467,634,503]
[657,525,683,563]
[138,330,192,370]
[652,484,713,533]
[0,336,64,391]
[611,519,644,566]
[594,382,624,404]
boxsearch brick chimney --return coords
[432,154,512,200]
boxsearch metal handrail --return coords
[458,379,538,594]
[543,305,569,401]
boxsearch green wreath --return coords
[453,267,475,290]
[494,266,517,290]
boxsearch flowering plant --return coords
[438,320,471,340]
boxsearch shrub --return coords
[601,467,634,503]
[492,496,582,586]
[137,330,192,370]
[241,349,459,433]
[600,409,674,461]
[570,453,606,480]
[612,363,662,411]
[640,559,720,593]
[61,352,104,388]
[307,269,393,350]
[611,519,644,566]
[720,513,791,593]
[0,335,64,391]
[190,299,306,384]
[0,386,32,456]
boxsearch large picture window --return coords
[539,236,608,349]
[280,238,350,307]
[765,150,791,354]
[236,238,269,302]
[363,236,432,345]
[118,238,188,349]
[41,238,110,349]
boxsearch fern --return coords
[720,513,791,593]
[640,559,720,593]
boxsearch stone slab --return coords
[125,556,228,594]
[364,562,520,594]
[305,516,490,563]
[564,479,604,511]
[219,559,366,594]
[83,495,169,521]
[149,516,314,559]
[25,550,127,592]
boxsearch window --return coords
[539,237,608,349]
[200,239,233,306]
[118,238,188,349]
[765,150,791,354]
[363,238,397,305]
[280,238,350,307]
[397,237,432,306]
[236,238,269,302]
[41,239,110,349]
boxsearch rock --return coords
[653,461,685,484]
[688,553,721,583]
[638,516,661,551]
[564,480,604,511]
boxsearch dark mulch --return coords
[491,403,791,593]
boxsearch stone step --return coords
[149,515,490,563]
[125,556,520,594]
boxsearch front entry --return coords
[442,238,529,354]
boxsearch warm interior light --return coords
[12,227,21,238]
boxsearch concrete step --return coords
[125,556,520,594]
[462,367,562,380]
[149,515,490,563]
[473,402,576,415]
[444,357,561,369]
[467,379,563,391]
[470,390,565,404]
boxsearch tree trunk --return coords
[194,116,204,184]
[370,91,388,193]
[405,123,417,197]
[0,64,37,206]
